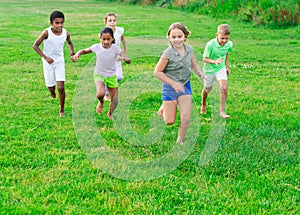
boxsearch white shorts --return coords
[204,68,227,88]
[42,59,65,87]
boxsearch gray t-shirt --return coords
[90,43,122,77]
[163,44,193,84]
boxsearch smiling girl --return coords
[72,27,130,119]
[154,22,204,144]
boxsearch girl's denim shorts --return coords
[162,80,192,101]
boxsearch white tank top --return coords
[43,27,67,62]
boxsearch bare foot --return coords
[50,91,56,98]
[157,108,163,119]
[60,111,65,117]
[220,111,230,118]
[107,112,114,120]
[96,102,103,114]
[200,105,206,114]
[177,138,184,145]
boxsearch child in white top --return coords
[33,10,74,117]
[104,12,127,81]
[72,27,130,120]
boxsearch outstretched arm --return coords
[121,34,127,53]
[66,32,75,58]
[72,48,92,62]
[191,52,205,79]
[118,51,130,64]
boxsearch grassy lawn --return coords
[0,0,299,214]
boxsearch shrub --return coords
[238,3,299,27]
[268,3,299,27]
[102,0,300,27]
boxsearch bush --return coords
[238,3,299,27]
[102,0,300,27]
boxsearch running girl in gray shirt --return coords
[72,27,130,120]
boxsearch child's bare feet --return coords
[220,111,230,118]
[177,138,184,145]
[96,102,103,114]
[107,112,114,120]
[157,108,163,119]
[200,105,206,114]
[60,111,65,117]
[50,91,56,98]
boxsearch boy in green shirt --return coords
[201,24,233,118]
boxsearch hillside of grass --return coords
[0,0,299,214]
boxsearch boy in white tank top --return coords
[33,11,74,117]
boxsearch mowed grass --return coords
[0,0,299,214]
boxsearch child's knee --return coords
[165,118,175,125]
[181,115,190,126]
[204,87,212,93]
[220,85,228,94]
[57,86,65,93]
[96,91,105,99]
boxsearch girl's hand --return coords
[116,56,123,61]
[72,54,80,62]
[70,53,75,60]
[199,72,206,80]
[123,57,131,64]
[117,56,131,64]
[171,81,185,93]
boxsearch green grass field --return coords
[0,0,299,214]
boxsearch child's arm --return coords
[66,32,75,58]
[203,57,223,65]
[121,34,127,53]
[154,54,184,93]
[191,52,205,79]
[118,51,130,64]
[225,52,230,75]
[32,29,54,64]
[72,48,92,62]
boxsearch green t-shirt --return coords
[163,44,193,84]
[203,38,233,75]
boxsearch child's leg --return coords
[43,59,56,98]
[201,87,212,114]
[57,81,65,116]
[48,86,56,98]
[52,61,66,116]
[95,81,105,114]
[107,87,118,120]
[161,100,177,125]
[218,80,230,118]
[201,74,214,114]
[157,104,163,118]
[177,95,192,144]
